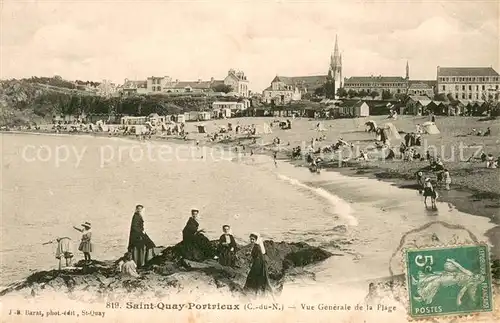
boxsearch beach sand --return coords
[4,115,500,257]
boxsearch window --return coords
[462,85,465,91]
[476,94,479,99]
[477,85,479,91]
[468,94,472,99]
[482,85,485,90]
[443,85,446,91]
[462,93,465,99]
[469,85,472,91]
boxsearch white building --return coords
[262,76,303,104]
[223,69,250,97]
[436,66,500,100]
[121,79,148,96]
[212,101,246,111]
[97,80,118,97]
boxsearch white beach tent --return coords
[316,122,327,132]
[382,122,402,140]
[255,123,273,134]
[422,121,440,134]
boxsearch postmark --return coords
[404,244,493,320]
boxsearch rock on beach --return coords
[0,239,334,301]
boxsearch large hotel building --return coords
[436,67,500,100]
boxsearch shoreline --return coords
[2,125,499,258]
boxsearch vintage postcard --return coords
[1,0,499,322]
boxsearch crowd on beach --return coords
[44,205,273,297]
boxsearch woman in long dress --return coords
[244,233,273,296]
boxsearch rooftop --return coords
[344,76,407,83]
[437,67,499,77]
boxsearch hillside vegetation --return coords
[0,78,244,126]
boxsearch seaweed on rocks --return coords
[0,239,334,301]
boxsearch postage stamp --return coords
[404,244,493,319]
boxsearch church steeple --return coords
[327,34,342,98]
[406,60,409,80]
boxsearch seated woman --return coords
[182,208,216,261]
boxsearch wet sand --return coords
[3,115,499,258]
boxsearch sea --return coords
[0,132,496,310]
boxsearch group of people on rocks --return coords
[46,205,273,297]
[126,205,273,296]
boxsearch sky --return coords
[1,0,499,92]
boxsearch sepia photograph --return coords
[1,0,499,322]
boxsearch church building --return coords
[262,36,343,104]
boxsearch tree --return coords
[358,90,369,98]
[212,84,233,93]
[336,88,348,98]
[433,93,447,101]
[324,81,335,99]
[395,93,409,103]
[314,86,325,97]
[347,89,358,98]
[382,90,392,100]
[370,91,380,99]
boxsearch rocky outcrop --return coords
[0,240,333,301]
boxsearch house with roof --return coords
[344,75,408,97]
[329,100,370,118]
[408,80,436,97]
[436,66,500,101]
[223,69,250,97]
[121,79,148,96]
[262,76,303,105]
[262,75,328,105]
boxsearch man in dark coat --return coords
[181,208,215,261]
[128,205,155,268]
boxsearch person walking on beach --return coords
[423,178,437,209]
[73,222,93,264]
[128,205,156,268]
[218,225,237,267]
[244,233,273,297]
[273,151,278,167]
[43,237,74,270]
[443,169,451,190]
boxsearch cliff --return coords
[0,239,334,301]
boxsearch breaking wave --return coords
[276,173,359,226]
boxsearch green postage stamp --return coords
[405,244,493,319]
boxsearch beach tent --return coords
[255,123,273,134]
[198,125,206,133]
[316,122,327,132]
[380,123,402,141]
[422,121,440,134]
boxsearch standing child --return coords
[43,237,74,270]
[73,222,93,264]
